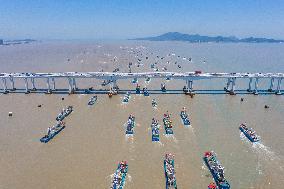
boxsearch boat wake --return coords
[153,141,164,146]
[164,134,178,143]
[127,174,132,182]
[240,133,277,161]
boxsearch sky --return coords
[0,0,284,40]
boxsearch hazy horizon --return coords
[1,0,284,40]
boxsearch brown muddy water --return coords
[0,41,283,189]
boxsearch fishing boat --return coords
[132,78,138,84]
[180,107,191,126]
[164,153,177,189]
[145,77,151,83]
[123,92,131,103]
[203,151,230,189]
[126,115,135,134]
[143,88,149,96]
[152,99,157,108]
[88,95,97,106]
[161,83,167,92]
[151,118,160,141]
[56,106,73,121]
[163,112,174,134]
[239,123,260,142]
[111,161,128,189]
[151,64,155,69]
[40,122,65,143]
[135,85,141,94]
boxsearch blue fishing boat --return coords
[161,83,167,92]
[151,118,160,141]
[164,153,177,189]
[88,95,97,106]
[143,88,149,96]
[180,107,191,126]
[135,85,141,94]
[122,92,131,103]
[203,151,230,189]
[163,112,174,134]
[145,77,151,83]
[125,115,135,135]
[40,122,65,143]
[56,106,73,121]
[111,161,128,189]
[152,99,157,108]
[132,78,138,84]
[239,123,260,142]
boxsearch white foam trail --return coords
[154,141,164,147]
[127,174,132,182]
[240,132,278,161]
[164,134,178,143]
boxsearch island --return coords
[132,32,284,43]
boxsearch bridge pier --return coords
[24,78,30,94]
[2,78,8,94]
[68,78,74,94]
[9,77,16,91]
[229,78,236,95]
[72,78,77,91]
[268,78,275,92]
[31,78,36,91]
[247,78,253,92]
[224,78,231,92]
[253,78,259,95]
[51,78,56,90]
[275,78,282,95]
[187,80,193,92]
[113,79,119,90]
[46,78,52,94]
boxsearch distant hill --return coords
[133,32,284,43]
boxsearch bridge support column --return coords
[24,78,30,94]
[229,78,236,95]
[224,78,231,92]
[9,77,16,91]
[247,78,253,92]
[68,78,74,94]
[187,80,194,93]
[253,78,259,95]
[46,77,52,94]
[268,78,275,92]
[72,78,77,91]
[2,78,8,94]
[112,79,119,90]
[51,78,56,90]
[31,78,36,91]
[275,78,282,95]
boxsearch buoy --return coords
[8,112,13,117]
[241,98,244,102]
[61,97,64,101]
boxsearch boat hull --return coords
[203,156,230,189]
[164,160,177,189]
[111,163,128,189]
[239,127,259,142]
[40,125,65,143]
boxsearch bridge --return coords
[0,72,283,95]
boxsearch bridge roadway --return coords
[0,72,283,95]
